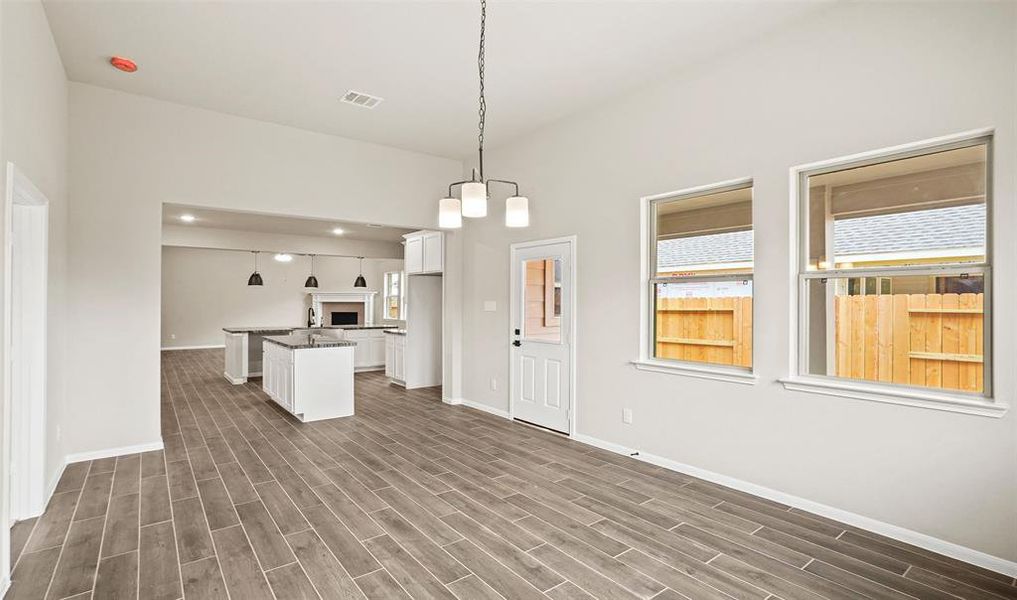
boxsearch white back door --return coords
[510,239,573,434]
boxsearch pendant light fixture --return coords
[353,257,367,288]
[247,251,263,286]
[438,0,529,229]
[304,254,319,288]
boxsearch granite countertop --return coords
[262,334,357,350]
[321,325,395,330]
[224,325,397,334]
[383,329,407,336]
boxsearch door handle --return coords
[512,340,521,347]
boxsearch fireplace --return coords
[308,291,377,327]
[331,311,359,326]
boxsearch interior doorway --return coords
[509,236,576,434]
[3,163,50,524]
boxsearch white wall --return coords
[162,244,404,348]
[0,0,68,580]
[460,3,1017,563]
[68,83,461,461]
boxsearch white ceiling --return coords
[162,204,413,242]
[43,1,822,159]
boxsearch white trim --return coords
[161,344,225,351]
[445,397,511,419]
[308,291,377,326]
[508,235,578,436]
[64,440,165,465]
[631,359,757,385]
[571,432,1017,578]
[779,376,1007,418]
[2,163,52,588]
[223,373,246,385]
[838,246,984,265]
[789,129,996,410]
[792,127,994,175]
[639,178,755,375]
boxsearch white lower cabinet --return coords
[262,341,354,422]
[344,329,387,371]
[385,332,406,385]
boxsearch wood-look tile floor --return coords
[7,349,1017,600]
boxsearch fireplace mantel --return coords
[309,291,377,326]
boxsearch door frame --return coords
[3,162,50,527]
[508,235,577,436]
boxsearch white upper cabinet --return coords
[404,230,443,274]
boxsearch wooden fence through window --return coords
[655,297,753,367]
[655,293,984,392]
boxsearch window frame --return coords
[634,177,757,384]
[383,270,405,321]
[785,129,1005,417]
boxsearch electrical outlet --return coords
[623,408,633,424]
[170,334,176,340]
[490,378,498,391]
[483,300,497,312]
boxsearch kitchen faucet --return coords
[307,307,316,328]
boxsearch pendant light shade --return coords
[304,255,319,288]
[461,182,488,218]
[354,257,367,288]
[438,197,463,229]
[505,196,530,228]
[247,252,263,286]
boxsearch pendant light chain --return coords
[477,0,486,179]
[437,0,529,229]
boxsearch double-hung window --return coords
[796,135,991,400]
[643,180,754,374]
[383,271,405,320]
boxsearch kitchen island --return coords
[262,333,356,422]
[223,325,392,383]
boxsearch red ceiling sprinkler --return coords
[109,56,137,73]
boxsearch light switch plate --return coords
[483,300,497,312]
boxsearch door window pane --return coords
[524,258,561,343]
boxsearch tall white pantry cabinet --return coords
[391,231,444,389]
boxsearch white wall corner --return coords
[571,433,1017,578]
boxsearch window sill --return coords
[779,376,1008,418]
[631,359,757,385]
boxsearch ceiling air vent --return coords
[340,90,383,109]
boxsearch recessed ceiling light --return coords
[110,56,138,73]
[332,227,345,235]
[179,214,196,223]
[274,253,293,263]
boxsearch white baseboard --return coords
[36,439,166,522]
[223,372,246,385]
[446,397,511,419]
[161,344,225,351]
[572,432,1017,578]
[65,440,165,464]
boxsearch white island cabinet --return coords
[262,335,355,422]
